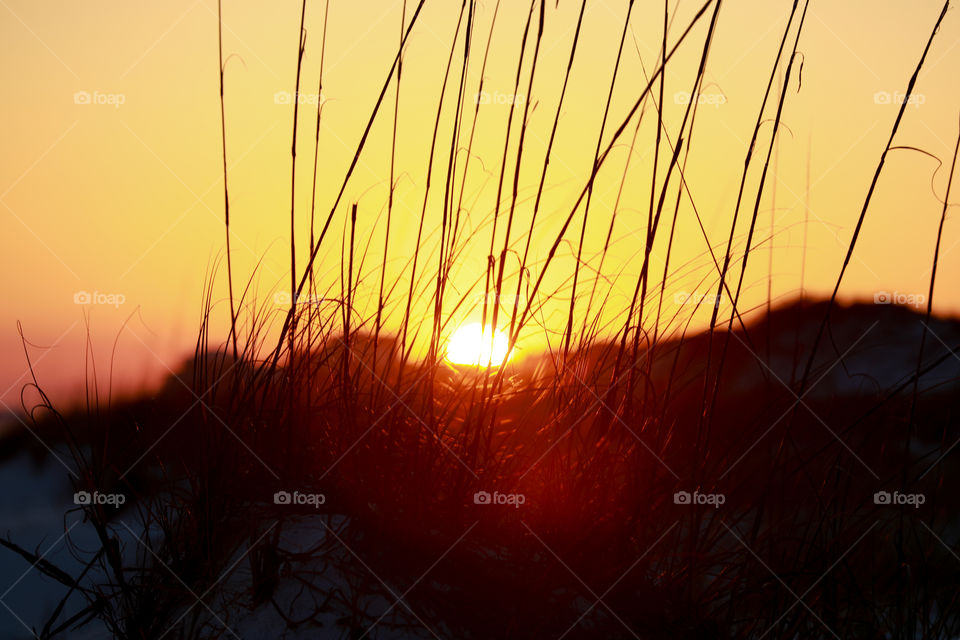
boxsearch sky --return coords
[1,0,959,410]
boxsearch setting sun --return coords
[445,323,512,367]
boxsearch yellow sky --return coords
[1,0,959,408]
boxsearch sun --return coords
[445,323,512,367]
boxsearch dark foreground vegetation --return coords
[4,299,960,639]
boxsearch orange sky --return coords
[1,0,959,409]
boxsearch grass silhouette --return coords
[3,0,960,638]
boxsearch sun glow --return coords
[445,323,512,367]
